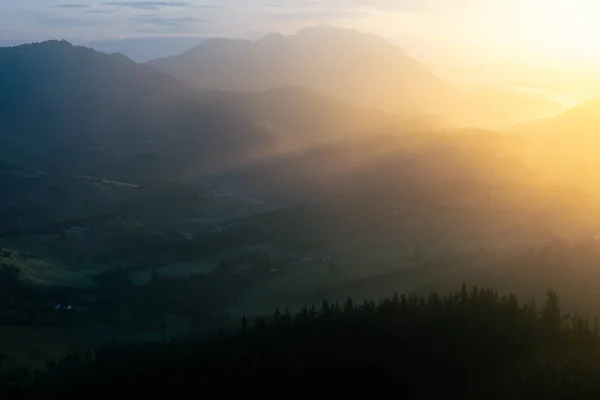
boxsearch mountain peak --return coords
[147,25,452,115]
[296,25,383,41]
[258,32,285,43]
[0,38,271,179]
[13,39,74,50]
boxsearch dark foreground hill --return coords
[0,41,270,181]
[5,287,600,398]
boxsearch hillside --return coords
[0,41,271,181]
[509,97,600,183]
[511,96,600,137]
[188,128,600,311]
[211,129,530,200]
[199,87,452,150]
[149,26,453,115]
[149,26,564,128]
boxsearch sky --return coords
[2,0,600,90]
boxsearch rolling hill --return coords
[509,96,600,184]
[199,87,388,148]
[0,40,271,181]
[199,87,452,150]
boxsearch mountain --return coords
[513,96,600,135]
[148,26,455,116]
[0,41,271,181]
[509,97,600,181]
[458,86,565,128]
[148,25,565,128]
[213,129,530,202]
[199,87,452,150]
[199,128,600,274]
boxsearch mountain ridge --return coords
[0,40,271,180]
[147,26,454,117]
[147,26,565,128]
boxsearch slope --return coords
[509,96,600,184]
[148,25,564,128]
[148,26,455,116]
[199,87,452,150]
[0,41,271,181]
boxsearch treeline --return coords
[93,256,272,327]
[0,257,253,330]
[6,285,600,398]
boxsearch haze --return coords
[3,1,600,95]
[5,0,600,396]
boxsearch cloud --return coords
[51,4,92,8]
[129,14,204,27]
[262,0,467,14]
[51,3,120,14]
[104,1,194,10]
[198,4,225,10]
[3,0,473,44]
[85,8,118,14]
[267,7,371,21]
[34,13,109,27]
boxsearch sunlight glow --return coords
[516,0,600,62]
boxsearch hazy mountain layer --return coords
[199,87,453,150]
[149,26,565,128]
[509,96,600,185]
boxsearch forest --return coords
[3,285,600,398]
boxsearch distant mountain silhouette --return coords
[0,41,271,180]
[148,26,454,115]
[148,25,564,128]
